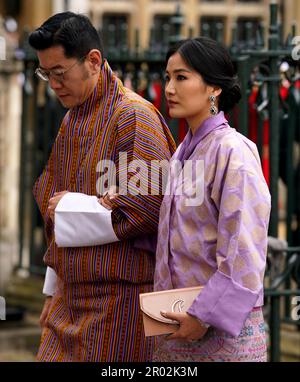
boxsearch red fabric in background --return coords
[248,86,259,143]
[178,119,188,143]
[248,86,270,186]
[150,81,163,110]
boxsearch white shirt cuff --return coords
[43,267,57,296]
[54,192,119,247]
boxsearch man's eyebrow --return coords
[39,64,63,70]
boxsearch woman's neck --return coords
[187,111,212,135]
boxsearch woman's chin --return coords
[169,111,182,119]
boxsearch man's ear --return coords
[86,49,102,74]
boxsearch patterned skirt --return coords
[37,280,154,362]
[152,307,267,362]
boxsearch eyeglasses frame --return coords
[35,55,87,82]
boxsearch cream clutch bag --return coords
[139,286,203,336]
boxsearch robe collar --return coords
[67,59,121,135]
[71,59,118,112]
[177,111,229,163]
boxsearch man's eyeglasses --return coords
[35,56,86,82]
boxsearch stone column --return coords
[134,0,149,50]
[281,0,298,38]
[19,0,52,30]
[0,18,23,293]
[52,0,89,14]
[184,0,198,37]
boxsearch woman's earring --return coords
[209,95,218,116]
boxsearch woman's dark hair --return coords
[166,37,241,112]
[28,12,104,59]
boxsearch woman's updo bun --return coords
[219,80,242,113]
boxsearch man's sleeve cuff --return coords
[54,192,120,247]
[187,270,260,337]
[42,267,57,296]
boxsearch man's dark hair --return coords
[28,12,104,59]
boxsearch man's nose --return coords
[48,76,63,90]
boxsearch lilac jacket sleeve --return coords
[188,164,271,337]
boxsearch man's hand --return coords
[40,296,53,328]
[48,191,69,222]
[160,311,209,342]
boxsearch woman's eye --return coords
[177,75,186,81]
[164,75,170,82]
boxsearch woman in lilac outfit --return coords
[153,37,271,362]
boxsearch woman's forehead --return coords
[166,52,192,71]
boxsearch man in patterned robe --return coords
[29,12,176,361]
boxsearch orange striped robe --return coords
[33,60,176,361]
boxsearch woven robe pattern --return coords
[33,61,176,361]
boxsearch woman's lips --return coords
[167,100,178,107]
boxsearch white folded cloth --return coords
[43,192,119,296]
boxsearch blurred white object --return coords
[4,17,18,33]
[280,61,289,73]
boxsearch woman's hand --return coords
[161,311,209,341]
[48,191,69,222]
